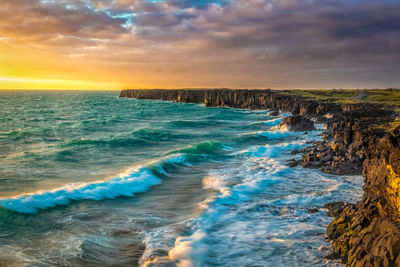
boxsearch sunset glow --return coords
[1,0,399,90]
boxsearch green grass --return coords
[364,89,400,105]
[278,89,400,132]
[279,89,400,109]
[279,89,358,102]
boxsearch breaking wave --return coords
[0,140,231,214]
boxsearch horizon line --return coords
[0,87,399,91]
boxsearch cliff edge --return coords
[120,88,400,266]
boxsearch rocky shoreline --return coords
[120,89,400,266]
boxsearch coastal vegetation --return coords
[280,88,400,106]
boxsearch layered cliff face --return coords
[120,89,391,118]
[120,89,207,103]
[120,89,400,266]
[326,133,400,266]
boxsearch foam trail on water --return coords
[150,141,296,267]
[0,155,187,214]
[148,131,326,267]
[166,158,289,267]
[139,128,338,266]
[257,129,293,139]
[246,141,306,158]
[263,117,283,126]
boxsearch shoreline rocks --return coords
[324,132,400,266]
[280,115,316,131]
[120,88,400,266]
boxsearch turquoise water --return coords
[0,91,362,266]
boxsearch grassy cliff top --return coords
[278,89,400,131]
[279,89,400,107]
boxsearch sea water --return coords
[0,91,362,266]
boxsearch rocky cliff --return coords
[325,133,400,266]
[120,89,392,117]
[120,88,400,266]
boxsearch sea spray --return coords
[140,138,304,266]
[140,127,337,266]
[0,92,363,266]
[0,140,234,214]
[0,154,190,213]
[0,165,162,214]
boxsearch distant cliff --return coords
[120,88,400,266]
[120,89,391,118]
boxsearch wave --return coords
[0,141,231,214]
[0,129,22,135]
[256,129,297,140]
[168,141,230,155]
[0,128,32,140]
[0,155,188,214]
[142,137,321,266]
[263,117,283,126]
[232,118,283,131]
[164,141,233,166]
[142,144,295,266]
[132,128,189,141]
[59,128,193,149]
[168,120,217,128]
[236,128,295,144]
[246,141,306,158]
[59,137,150,148]
[155,158,289,267]
[234,133,272,144]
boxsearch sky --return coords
[0,0,399,90]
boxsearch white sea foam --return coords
[202,175,229,190]
[257,129,293,139]
[246,141,306,158]
[161,145,293,267]
[263,117,283,126]
[138,125,362,267]
[280,111,293,117]
[266,111,292,117]
[152,126,340,267]
[0,155,187,214]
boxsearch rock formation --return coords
[280,115,316,131]
[325,132,400,266]
[120,88,400,266]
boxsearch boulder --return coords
[280,115,316,131]
[324,202,350,217]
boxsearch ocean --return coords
[0,91,362,266]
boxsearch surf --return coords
[0,140,233,214]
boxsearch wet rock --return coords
[324,134,400,266]
[324,202,350,217]
[325,204,358,263]
[324,252,340,260]
[280,115,316,131]
[291,149,301,155]
[347,219,400,267]
[287,159,299,167]
[308,208,319,213]
[300,161,321,168]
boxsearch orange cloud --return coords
[0,0,399,90]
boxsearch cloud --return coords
[0,0,128,42]
[1,0,399,88]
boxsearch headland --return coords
[120,88,400,266]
